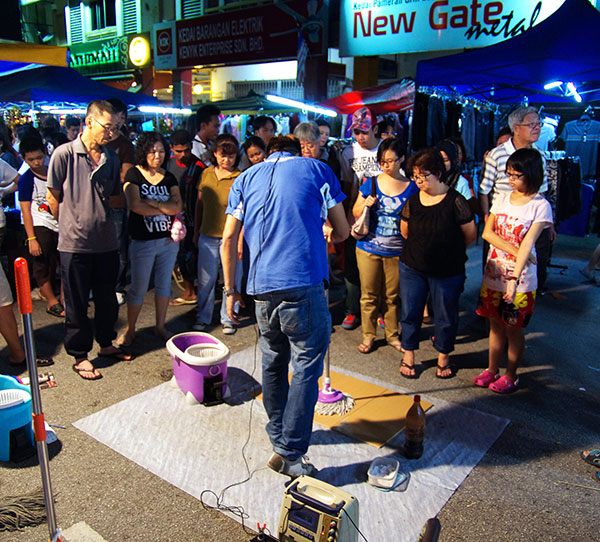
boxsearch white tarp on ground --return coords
[74,348,508,542]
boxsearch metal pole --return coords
[14,258,61,541]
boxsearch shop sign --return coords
[70,34,152,75]
[340,0,567,56]
[174,1,325,68]
[153,21,177,70]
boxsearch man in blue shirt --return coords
[222,135,349,478]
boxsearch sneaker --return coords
[116,292,127,306]
[223,323,237,335]
[267,452,317,478]
[341,314,360,330]
[192,322,208,332]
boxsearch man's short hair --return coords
[86,100,116,120]
[315,119,330,129]
[508,107,539,131]
[106,98,128,117]
[253,115,277,132]
[267,135,301,156]
[196,104,220,130]
[293,122,320,143]
[496,126,513,140]
[19,136,46,157]
[65,116,81,129]
[170,129,192,147]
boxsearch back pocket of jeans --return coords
[279,299,310,340]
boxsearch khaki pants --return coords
[356,247,400,342]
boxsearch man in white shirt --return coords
[191,105,220,168]
[339,107,382,329]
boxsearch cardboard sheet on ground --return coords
[313,371,433,447]
[74,348,509,542]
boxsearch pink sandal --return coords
[489,375,519,394]
[473,369,499,388]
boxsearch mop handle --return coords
[323,287,331,382]
[14,257,33,315]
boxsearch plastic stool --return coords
[0,375,34,462]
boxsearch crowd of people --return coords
[0,97,582,476]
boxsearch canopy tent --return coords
[416,0,600,104]
[0,62,157,107]
[318,80,415,115]
[202,91,304,115]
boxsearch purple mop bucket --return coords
[166,332,229,405]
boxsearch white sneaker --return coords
[116,292,127,305]
[223,324,237,335]
[267,452,317,478]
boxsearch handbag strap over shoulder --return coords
[370,176,377,198]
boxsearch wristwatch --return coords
[223,287,236,296]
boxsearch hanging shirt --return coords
[559,117,600,178]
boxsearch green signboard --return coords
[70,34,151,76]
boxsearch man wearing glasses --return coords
[479,106,554,290]
[339,107,383,330]
[47,100,133,381]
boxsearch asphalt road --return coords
[2,233,599,542]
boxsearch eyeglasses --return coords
[413,172,434,183]
[93,118,117,133]
[380,158,400,167]
[517,121,541,129]
[506,171,526,180]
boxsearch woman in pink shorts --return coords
[475,148,553,394]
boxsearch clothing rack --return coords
[417,86,499,113]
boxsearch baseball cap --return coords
[350,107,374,132]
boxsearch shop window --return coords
[88,0,116,31]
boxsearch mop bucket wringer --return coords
[166,332,230,405]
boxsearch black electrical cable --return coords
[342,507,369,542]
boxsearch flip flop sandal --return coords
[357,341,374,354]
[72,363,102,381]
[436,364,454,379]
[400,361,417,379]
[46,303,64,318]
[10,358,55,367]
[169,297,197,306]
[473,369,499,387]
[97,348,136,361]
[489,375,519,394]
[387,340,405,352]
[580,450,600,468]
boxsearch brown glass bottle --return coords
[404,394,426,459]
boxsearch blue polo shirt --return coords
[226,152,345,295]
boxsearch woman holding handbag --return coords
[352,138,417,353]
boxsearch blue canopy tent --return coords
[0,61,157,107]
[416,0,600,104]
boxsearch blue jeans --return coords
[196,235,242,326]
[255,283,331,460]
[398,262,465,354]
[128,238,179,305]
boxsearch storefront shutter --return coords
[181,0,203,19]
[68,3,84,44]
[122,0,139,34]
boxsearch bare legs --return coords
[0,304,26,363]
[118,296,172,346]
[487,317,524,382]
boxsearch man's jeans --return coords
[196,235,242,326]
[255,283,331,461]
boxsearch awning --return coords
[318,80,416,115]
[0,41,68,67]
